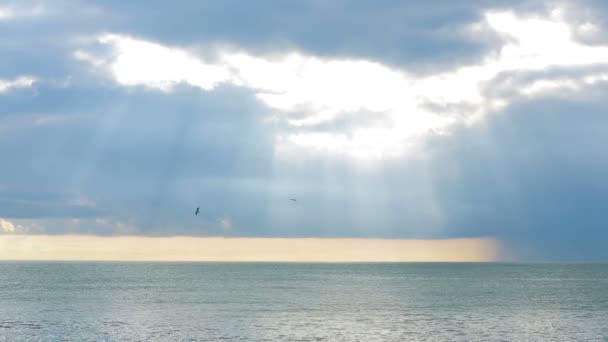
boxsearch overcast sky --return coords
[1,0,608,261]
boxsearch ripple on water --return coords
[0,263,606,341]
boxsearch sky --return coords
[1,0,608,261]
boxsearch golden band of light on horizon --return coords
[0,235,500,262]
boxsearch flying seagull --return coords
[195,207,200,215]
[289,198,297,202]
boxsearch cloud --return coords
[0,7,11,20]
[93,34,233,91]
[76,7,608,160]
[0,4,44,21]
[0,218,16,233]
[420,91,608,261]
[0,217,42,234]
[0,76,36,93]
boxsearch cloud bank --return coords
[73,8,608,160]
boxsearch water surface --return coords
[0,263,606,341]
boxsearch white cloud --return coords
[96,34,233,92]
[0,218,16,233]
[77,7,608,160]
[0,218,42,234]
[0,7,12,20]
[0,4,44,21]
[0,76,36,93]
[73,50,106,67]
[520,78,581,96]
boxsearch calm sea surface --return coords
[0,263,606,341]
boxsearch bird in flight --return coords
[289,198,297,202]
[195,207,200,215]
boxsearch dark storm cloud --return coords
[420,92,608,261]
[90,0,534,71]
[1,0,537,74]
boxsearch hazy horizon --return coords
[0,235,499,262]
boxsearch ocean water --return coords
[0,263,606,341]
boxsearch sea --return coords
[0,262,606,341]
